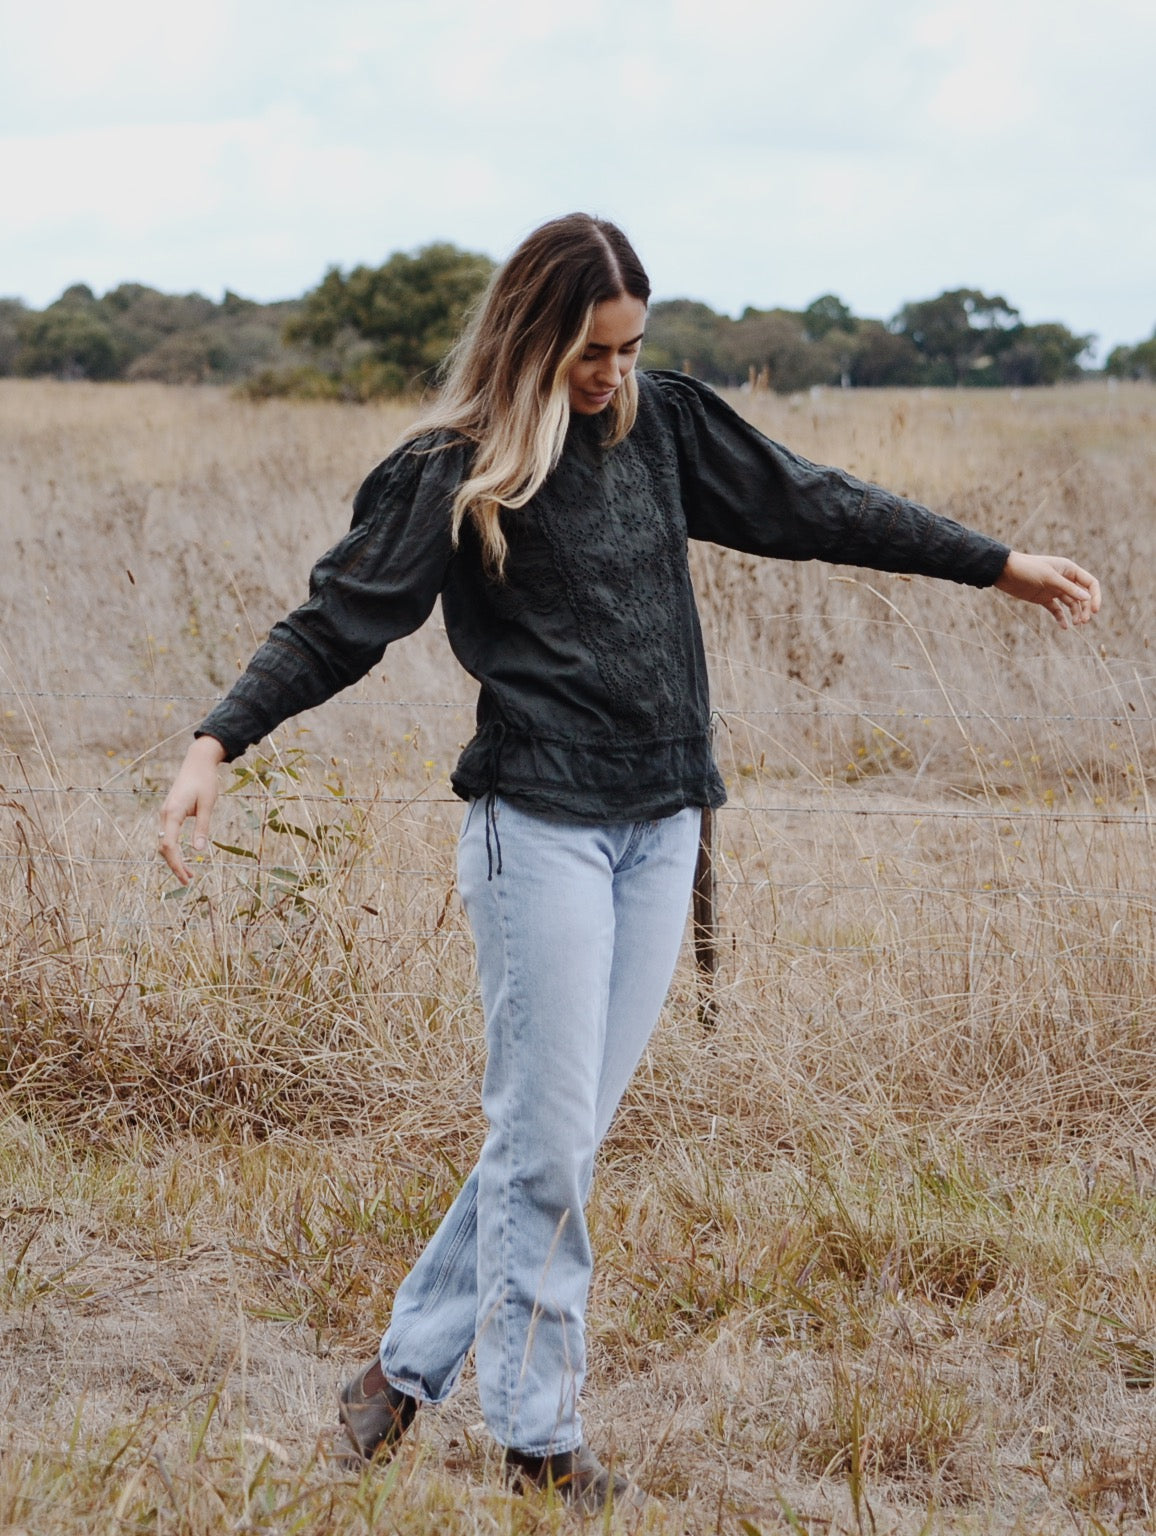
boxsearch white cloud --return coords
[1,0,231,129]
[0,0,1153,351]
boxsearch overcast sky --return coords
[2,0,1152,358]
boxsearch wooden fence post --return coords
[693,805,719,1029]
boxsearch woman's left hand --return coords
[995,551,1102,628]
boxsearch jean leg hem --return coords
[376,1369,455,1409]
[495,1433,584,1457]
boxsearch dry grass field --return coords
[2,377,1156,1533]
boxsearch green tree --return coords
[0,298,29,374]
[892,288,1020,384]
[1106,327,1156,380]
[125,328,229,383]
[993,322,1092,386]
[642,299,729,380]
[286,242,495,394]
[101,283,216,356]
[15,287,122,379]
[847,321,925,387]
[644,300,852,391]
[724,307,834,392]
[803,293,853,341]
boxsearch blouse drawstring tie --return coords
[484,721,508,881]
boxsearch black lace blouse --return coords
[197,371,1009,821]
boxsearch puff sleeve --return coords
[197,436,465,760]
[646,370,1010,586]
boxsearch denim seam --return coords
[490,859,519,1443]
[380,1183,478,1404]
[419,1180,478,1316]
[486,815,586,1456]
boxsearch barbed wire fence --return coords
[3,684,1154,1019]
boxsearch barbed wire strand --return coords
[2,685,1153,725]
[1,784,1150,828]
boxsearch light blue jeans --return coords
[378,796,701,1455]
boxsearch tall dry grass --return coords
[3,377,1156,1533]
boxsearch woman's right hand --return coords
[158,735,227,884]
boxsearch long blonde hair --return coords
[405,214,651,576]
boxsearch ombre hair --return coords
[405,214,651,576]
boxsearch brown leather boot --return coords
[337,1360,417,1464]
[504,1442,647,1514]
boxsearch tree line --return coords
[2,242,1153,396]
[0,284,302,385]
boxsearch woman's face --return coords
[567,293,647,415]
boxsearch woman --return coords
[159,214,1100,1512]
